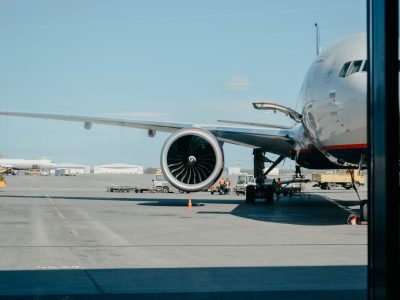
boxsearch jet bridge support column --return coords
[368,0,400,298]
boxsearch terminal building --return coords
[54,163,91,175]
[227,167,242,175]
[93,163,144,175]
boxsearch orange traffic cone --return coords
[347,214,359,225]
[0,177,6,189]
[188,196,192,209]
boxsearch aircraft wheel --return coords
[360,200,368,222]
[163,186,169,193]
[245,185,255,203]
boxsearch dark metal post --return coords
[253,149,265,186]
[367,0,400,299]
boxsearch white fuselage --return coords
[296,33,370,167]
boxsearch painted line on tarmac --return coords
[42,189,81,236]
[45,194,66,220]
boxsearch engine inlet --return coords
[160,128,224,192]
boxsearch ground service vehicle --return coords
[108,172,173,194]
[234,174,255,195]
[281,182,305,197]
[152,173,172,193]
[25,169,41,176]
[208,180,230,195]
[312,171,364,190]
[207,184,218,195]
[218,183,230,195]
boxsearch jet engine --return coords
[160,128,224,192]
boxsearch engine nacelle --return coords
[161,128,224,192]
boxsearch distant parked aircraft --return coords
[0,158,56,170]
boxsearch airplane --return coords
[0,33,369,204]
[0,158,57,172]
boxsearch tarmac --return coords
[0,174,367,299]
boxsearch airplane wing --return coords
[0,111,188,132]
[0,111,295,156]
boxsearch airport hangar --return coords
[53,163,91,175]
[93,163,144,175]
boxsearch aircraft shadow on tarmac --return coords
[0,265,366,300]
[203,201,353,226]
[0,194,242,205]
[332,200,362,207]
[0,193,354,226]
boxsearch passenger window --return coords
[339,61,351,77]
[347,60,363,75]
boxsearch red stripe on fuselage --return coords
[297,144,367,153]
[320,144,367,151]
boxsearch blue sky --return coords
[0,0,365,168]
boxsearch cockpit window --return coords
[362,60,368,72]
[347,60,363,75]
[339,61,351,77]
[340,60,368,77]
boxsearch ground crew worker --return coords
[219,178,225,189]
[277,177,282,199]
[272,179,280,200]
[219,178,226,194]
[225,178,230,187]
[270,179,277,200]
[295,164,302,178]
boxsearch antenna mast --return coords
[315,23,321,55]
